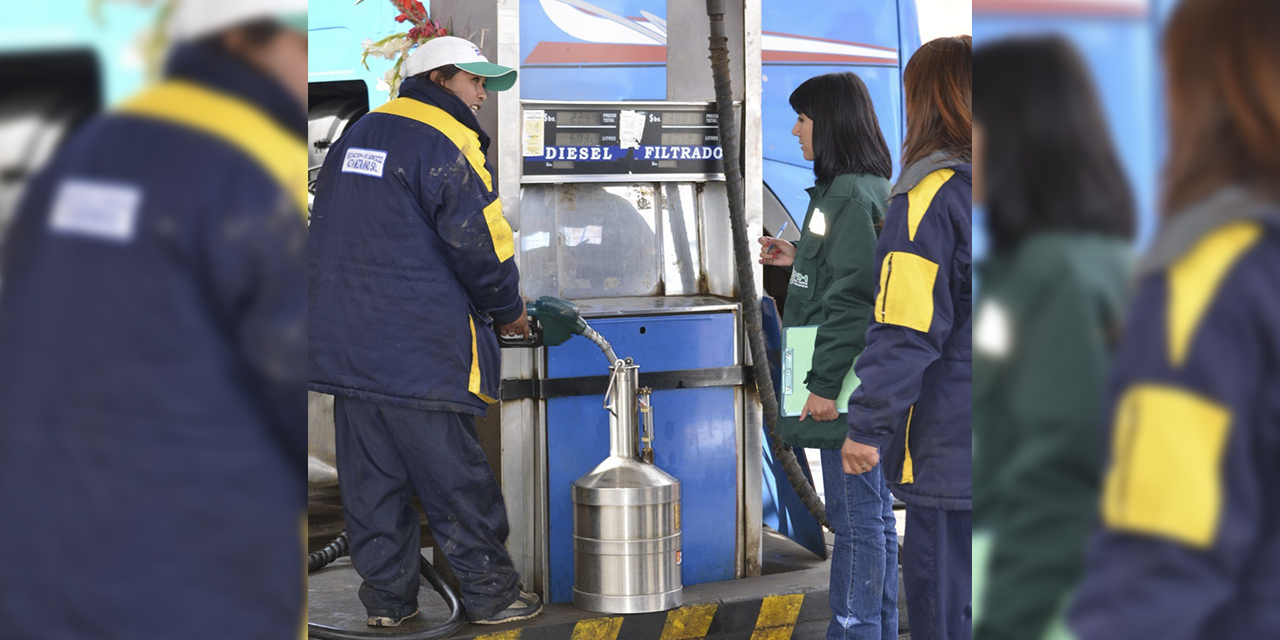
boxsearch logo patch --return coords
[975,299,1013,358]
[809,208,827,235]
[789,270,809,289]
[49,179,142,242]
[342,147,387,177]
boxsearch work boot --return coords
[472,590,543,625]
[367,609,419,627]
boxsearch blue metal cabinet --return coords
[544,310,739,603]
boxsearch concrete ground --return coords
[308,527,910,639]
[308,449,911,639]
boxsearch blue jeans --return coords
[821,448,899,640]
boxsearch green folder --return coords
[780,324,861,417]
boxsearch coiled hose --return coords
[307,531,465,640]
[705,0,827,529]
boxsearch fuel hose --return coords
[307,531,466,640]
[704,0,828,529]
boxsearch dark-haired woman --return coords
[840,35,973,640]
[1068,0,1280,638]
[757,71,896,640]
[969,36,1134,640]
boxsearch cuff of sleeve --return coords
[845,412,886,447]
[807,379,841,401]
[489,297,524,326]
[846,428,883,447]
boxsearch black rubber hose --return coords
[704,0,827,529]
[308,531,350,573]
[307,532,466,640]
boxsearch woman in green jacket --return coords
[971,36,1135,640]
[758,72,895,640]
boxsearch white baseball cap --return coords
[169,0,309,42]
[403,36,518,92]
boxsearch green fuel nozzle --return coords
[527,296,586,347]
[498,296,618,364]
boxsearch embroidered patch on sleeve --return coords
[341,147,388,177]
[49,179,142,242]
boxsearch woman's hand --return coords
[798,393,839,422]
[498,306,531,339]
[841,437,880,475]
[758,236,796,267]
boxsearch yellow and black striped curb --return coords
[453,591,830,640]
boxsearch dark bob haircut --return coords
[789,72,892,182]
[974,36,1135,252]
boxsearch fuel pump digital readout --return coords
[521,101,728,183]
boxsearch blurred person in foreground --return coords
[309,36,542,627]
[0,1,308,638]
[1065,0,1280,637]
[839,35,973,640]
[757,71,897,640]
[970,36,1135,640]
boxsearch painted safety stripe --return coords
[658,603,718,639]
[474,630,523,640]
[569,617,625,640]
[749,594,805,640]
[463,592,827,640]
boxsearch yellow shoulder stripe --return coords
[1101,383,1231,549]
[118,81,308,216]
[906,168,955,242]
[1167,221,1263,367]
[374,98,515,262]
[373,98,493,192]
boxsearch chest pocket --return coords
[788,233,824,300]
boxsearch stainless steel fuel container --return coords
[571,359,682,613]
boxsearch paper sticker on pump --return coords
[523,110,546,157]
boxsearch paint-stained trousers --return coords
[902,507,972,640]
[334,396,520,621]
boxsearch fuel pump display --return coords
[521,101,726,182]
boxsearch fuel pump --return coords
[507,297,684,613]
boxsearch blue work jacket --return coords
[0,43,306,639]
[308,77,522,415]
[1068,189,1280,640]
[845,153,973,510]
